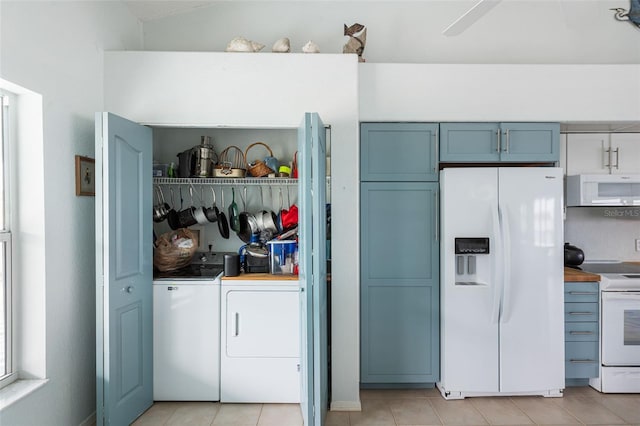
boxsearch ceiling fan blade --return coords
[442,0,502,36]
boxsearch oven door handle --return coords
[603,292,640,301]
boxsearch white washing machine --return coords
[153,273,221,401]
[220,278,300,403]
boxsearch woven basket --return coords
[153,228,199,272]
[245,142,275,177]
[214,145,246,178]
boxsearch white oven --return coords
[582,264,640,393]
[601,291,640,366]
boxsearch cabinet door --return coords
[566,133,610,175]
[439,123,500,162]
[360,122,438,181]
[360,182,439,383]
[499,123,559,162]
[611,133,640,174]
[226,290,300,358]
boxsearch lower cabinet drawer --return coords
[564,282,599,303]
[565,341,599,379]
[564,303,598,322]
[565,322,599,342]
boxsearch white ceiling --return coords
[124,1,215,22]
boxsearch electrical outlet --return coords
[636,239,640,252]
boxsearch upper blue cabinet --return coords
[440,122,560,163]
[361,123,439,181]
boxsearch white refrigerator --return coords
[437,167,564,399]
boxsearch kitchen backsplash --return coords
[565,207,640,262]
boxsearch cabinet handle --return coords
[496,130,501,152]
[569,331,594,335]
[569,359,597,364]
[568,291,598,295]
[434,191,439,242]
[504,129,510,152]
[614,147,620,169]
[434,129,439,172]
[605,147,612,170]
[234,312,240,336]
[569,312,594,316]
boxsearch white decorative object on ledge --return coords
[272,38,291,53]
[225,36,265,52]
[301,40,320,53]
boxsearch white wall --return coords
[141,1,640,64]
[565,207,640,262]
[359,64,640,122]
[0,2,142,425]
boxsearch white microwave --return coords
[567,174,640,206]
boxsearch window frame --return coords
[0,92,16,389]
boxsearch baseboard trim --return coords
[79,411,96,426]
[330,400,361,411]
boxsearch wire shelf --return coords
[153,177,299,186]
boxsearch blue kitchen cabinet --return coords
[564,281,599,383]
[360,181,440,384]
[439,122,559,163]
[360,122,439,182]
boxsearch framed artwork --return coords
[75,155,95,196]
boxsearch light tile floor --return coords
[132,387,640,425]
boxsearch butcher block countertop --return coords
[222,273,299,281]
[564,267,600,282]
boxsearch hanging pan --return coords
[237,186,258,243]
[211,187,230,239]
[218,188,230,239]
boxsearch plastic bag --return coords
[153,228,199,272]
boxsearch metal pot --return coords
[237,187,259,243]
[564,242,585,266]
[194,136,217,178]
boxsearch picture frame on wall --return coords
[75,155,95,196]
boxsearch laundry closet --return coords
[96,51,359,426]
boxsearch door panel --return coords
[500,123,559,162]
[298,112,328,425]
[439,123,500,162]
[96,112,153,426]
[118,302,143,397]
[365,286,436,381]
[498,167,564,392]
[361,123,438,181]
[361,181,439,383]
[439,168,499,392]
[611,133,640,174]
[361,183,437,285]
[566,133,609,175]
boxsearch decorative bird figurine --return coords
[343,23,367,62]
[611,0,640,29]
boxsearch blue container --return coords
[267,240,297,275]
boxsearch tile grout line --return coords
[550,395,617,426]
[548,395,586,425]
[505,397,537,426]
[386,398,400,426]
[256,403,264,426]
[425,397,445,426]
[467,397,503,426]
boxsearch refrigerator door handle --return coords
[500,204,512,323]
[491,204,503,324]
